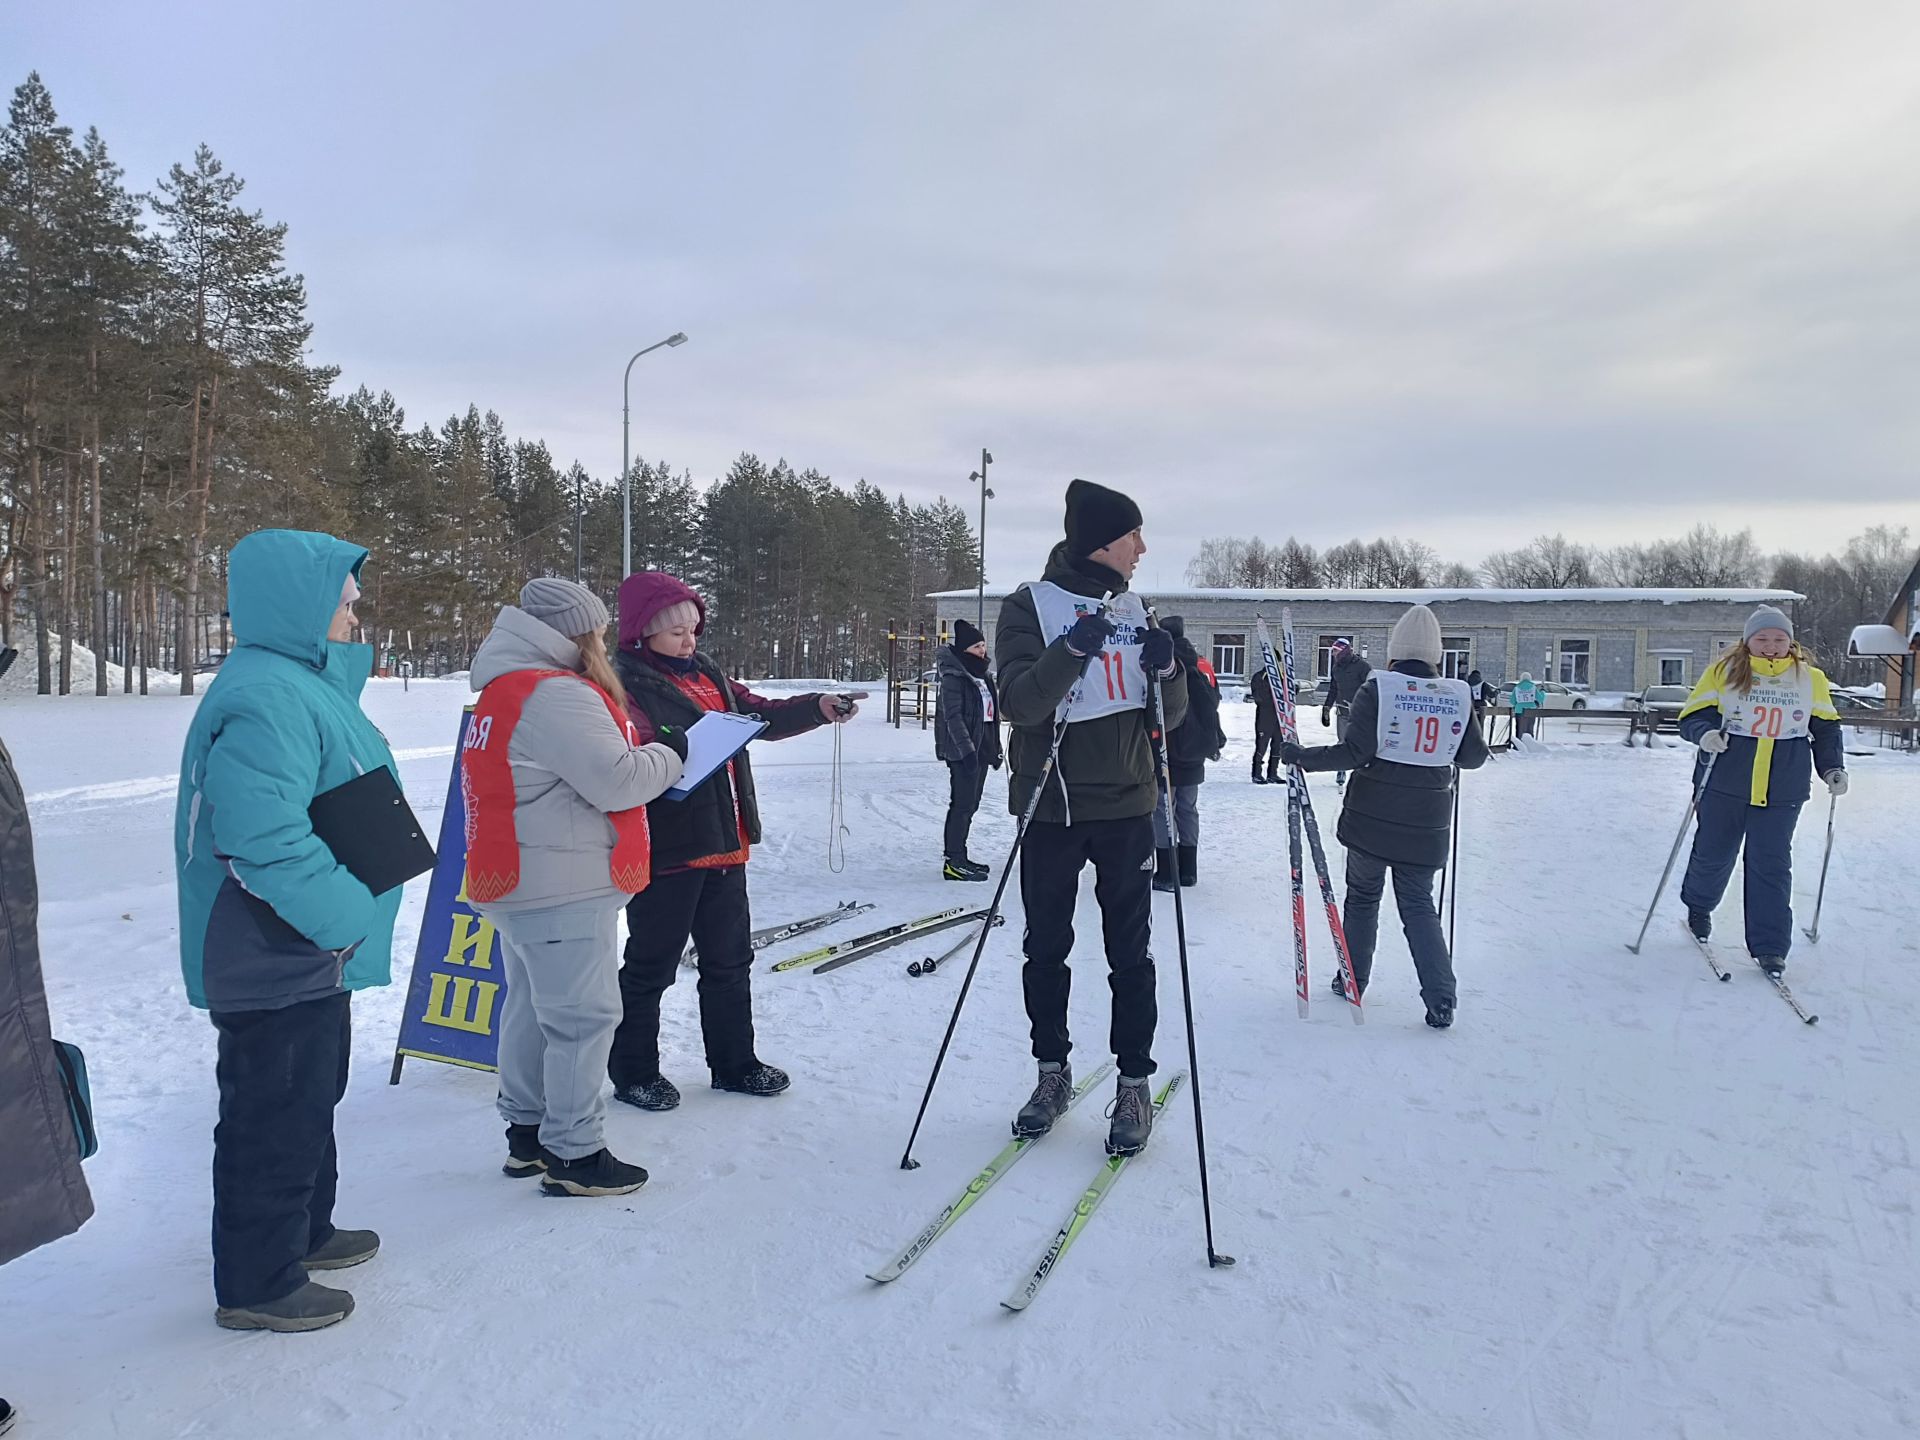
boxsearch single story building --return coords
[930,586,1805,693]
[1873,553,1920,711]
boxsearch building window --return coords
[1315,635,1350,678]
[1659,656,1689,686]
[1557,639,1592,688]
[1212,633,1247,679]
[1441,636,1473,679]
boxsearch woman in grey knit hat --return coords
[463,578,688,1195]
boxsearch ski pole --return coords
[1626,729,1723,954]
[1145,610,1235,1270]
[1444,769,1461,958]
[1802,789,1837,943]
[909,914,1005,976]
[897,598,1108,1171]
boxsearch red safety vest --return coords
[462,669,652,903]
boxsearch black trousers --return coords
[1018,815,1157,1078]
[1252,730,1281,778]
[209,991,351,1308]
[609,865,756,1085]
[1342,847,1454,1006]
[943,758,988,861]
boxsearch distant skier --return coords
[1250,666,1282,784]
[1319,638,1372,788]
[1677,607,1846,978]
[606,572,860,1110]
[934,618,1003,881]
[1151,615,1225,891]
[1511,672,1543,739]
[995,479,1187,1155]
[1283,604,1489,1028]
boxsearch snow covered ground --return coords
[2,679,1915,1439]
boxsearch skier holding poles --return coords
[1675,607,1845,980]
[994,479,1187,1155]
[1281,604,1488,1028]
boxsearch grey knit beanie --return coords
[518,576,609,640]
[1387,604,1445,666]
[644,599,702,638]
[1743,605,1793,644]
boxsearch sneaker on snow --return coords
[1105,1076,1154,1157]
[1687,909,1713,941]
[303,1228,379,1271]
[1013,1061,1073,1138]
[1425,998,1456,1030]
[539,1147,649,1197]
[215,1280,355,1332]
[613,1075,682,1111]
[944,858,988,882]
[503,1123,546,1177]
[712,1061,791,1097]
[1757,955,1787,978]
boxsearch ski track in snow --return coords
[1,678,1916,1439]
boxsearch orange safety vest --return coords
[462,669,652,902]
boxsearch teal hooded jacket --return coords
[173,530,402,1011]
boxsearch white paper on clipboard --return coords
[664,711,768,799]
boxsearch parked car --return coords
[1499,679,1589,711]
[1831,689,1880,712]
[1628,684,1692,735]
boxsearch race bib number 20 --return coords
[1730,671,1814,741]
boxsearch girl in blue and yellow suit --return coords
[1678,606,1846,977]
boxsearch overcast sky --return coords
[8,2,1918,592]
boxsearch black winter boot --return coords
[215,1280,355,1332]
[1176,845,1197,887]
[1251,762,1268,785]
[504,1123,546,1177]
[1014,1061,1073,1138]
[1425,997,1456,1030]
[1757,955,1787,978]
[1687,909,1712,941]
[1152,848,1177,893]
[539,1147,650,1197]
[303,1228,379,1271]
[1106,1076,1154,1156]
[613,1075,681,1111]
[713,1061,791,1097]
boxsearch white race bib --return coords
[1026,582,1149,723]
[1373,673,1473,767]
[974,677,995,722]
[1727,667,1814,741]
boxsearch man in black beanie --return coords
[991,478,1187,1157]
[934,617,1002,879]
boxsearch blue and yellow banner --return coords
[391,710,505,1080]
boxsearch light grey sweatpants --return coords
[1152,784,1201,846]
[487,900,623,1161]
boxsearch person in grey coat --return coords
[465,579,686,1197]
[2,725,97,1432]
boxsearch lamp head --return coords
[666,332,688,346]
[983,450,993,465]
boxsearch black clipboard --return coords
[306,767,437,895]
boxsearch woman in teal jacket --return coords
[174,529,401,1333]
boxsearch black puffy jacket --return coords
[935,644,1003,767]
[1291,661,1489,868]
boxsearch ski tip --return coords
[1000,1299,1030,1315]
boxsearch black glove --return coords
[1063,611,1116,657]
[1280,740,1306,767]
[1139,628,1175,674]
[1319,707,1332,727]
[989,751,1003,770]
[653,724,690,762]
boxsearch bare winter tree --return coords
[1482,533,1596,587]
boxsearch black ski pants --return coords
[209,991,351,1308]
[609,865,756,1085]
[1018,815,1157,1078]
[943,758,988,862]
[1342,846,1455,1007]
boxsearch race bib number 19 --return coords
[1374,675,1473,768]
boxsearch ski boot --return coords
[1013,1061,1073,1138]
[1756,955,1787,979]
[1152,848,1178,893]
[1106,1076,1154,1156]
[1687,909,1712,942]
[1425,997,1456,1030]
[944,858,988,882]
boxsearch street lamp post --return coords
[968,449,993,631]
[622,331,689,576]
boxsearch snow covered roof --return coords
[929,585,1805,606]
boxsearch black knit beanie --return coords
[952,618,985,652]
[1064,478,1144,559]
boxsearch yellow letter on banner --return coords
[444,913,496,970]
[422,974,500,1034]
